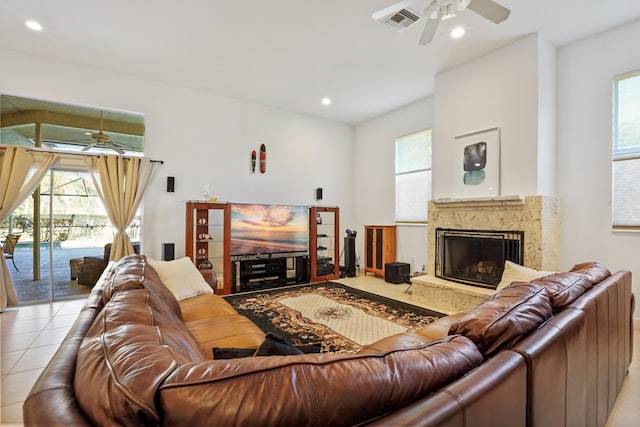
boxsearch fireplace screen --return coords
[435,228,524,289]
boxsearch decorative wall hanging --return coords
[452,127,500,198]
[251,150,256,173]
[260,143,267,173]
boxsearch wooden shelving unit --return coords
[185,201,231,295]
[309,206,340,282]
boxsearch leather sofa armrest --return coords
[415,313,466,341]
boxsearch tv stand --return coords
[233,255,309,292]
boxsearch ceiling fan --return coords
[372,0,511,45]
[81,111,126,154]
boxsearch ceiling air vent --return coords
[384,8,422,31]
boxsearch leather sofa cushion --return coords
[179,293,239,323]
[570,261,611,284]
[528,262,611,311]
[415,313,466,342]
[187,315,266,358]
[358,332,434,354]
[101,255,146,303]
[449,282,553,357]
[158,334,483,427]
[532,272,593,310]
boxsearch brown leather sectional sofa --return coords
[23,256,634,426]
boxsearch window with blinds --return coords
[613,71,640,228]
[395,129,432,223]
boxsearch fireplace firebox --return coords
[435,228,524,289]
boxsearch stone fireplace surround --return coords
[411,195,560,314]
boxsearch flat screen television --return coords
[230,204,309,257]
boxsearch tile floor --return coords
[1,274,638,426]
[1,298,86,425]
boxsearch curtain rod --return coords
[19,147,164,164]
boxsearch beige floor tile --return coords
[1,332,38,354]
[43,313,77,330]
[30,327,69,349]
[1,350,24,376]
[0,401,24,425]
[0,303,60,322]
[1,317,51,336]
[9,345,59,374]
[0,368,43,406]
[57,299,87,316]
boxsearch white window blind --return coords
[613,72,640,227]
[395,129,432,223]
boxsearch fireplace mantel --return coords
[432,196,524,209]
[411,195,561,314]
[428,195,560,274]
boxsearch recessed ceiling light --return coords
[321,97,332,106]
[25,20,43,31]
[451,27,465,39]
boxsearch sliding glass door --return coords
[4,169,113,304]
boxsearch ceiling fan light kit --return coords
[374,0,510,45]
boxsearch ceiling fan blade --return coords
[418,14,440,45]
[467,0,510,24]
[371,0,419,21]
[82,142,97,151]
[108,143,125,154]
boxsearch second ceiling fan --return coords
[372,0,511,45]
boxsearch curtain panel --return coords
[0,146,57,311]
[86,155,158,261]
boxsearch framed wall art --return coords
[451,127,500,198]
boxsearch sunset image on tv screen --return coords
[230,204,309,256]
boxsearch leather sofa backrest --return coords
[570,261,612,284]
[529,262,611,311]
[511,308,588,427]
[158,335,484,427]
[74,256,205,426]
[369,350,528,427]
[22,263,115,426]
[567,269,633,426]
[100,255,145,303]
[449,282,553,357]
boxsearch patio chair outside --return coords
[2,233,21,271]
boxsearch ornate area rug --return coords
[224,282,444,353]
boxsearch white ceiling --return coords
[1,0,640,125]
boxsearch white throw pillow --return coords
[495,261,556,291]
[146,257,213,300]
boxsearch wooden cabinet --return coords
[364,225,396,277]
[185,201,231,295]
[309,206,340,282]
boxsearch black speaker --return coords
[162,243,175,261]
[385,262,410,284]
[167,176,175,192]
[296,256,308,282]
[344,236,356,277]
[315,187,323,200]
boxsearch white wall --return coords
[0,48,354,260]
[353,98,434,272]
[557,19,640,302]
[537,38,557,196]
[433,34,554,199]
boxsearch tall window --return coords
[613,72,640,228]
[395,129,432,223]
